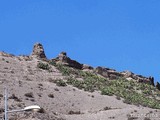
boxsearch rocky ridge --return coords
[31,43,157,89]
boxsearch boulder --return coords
[95,67,109,78]
[109,72,123,80]
[149,76,155,86]
[95,67,155,86]
[82,64,93,70]
[95,66,123,79]
[0,51,15,57]
[57,52,68,63]
[31,43,46,59]
[121,71,133,78]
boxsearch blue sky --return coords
[0,0,160,82]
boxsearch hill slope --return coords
[0,43,160,120]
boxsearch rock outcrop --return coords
[31,43,46,59]
[149,76,155,86]
[30,43,156,87]
[156,82,160,90]
[82,64,94,70]
[95,66,155,86]
[52,52,83,69]
[95,66,123,80]
[0,51,15,57]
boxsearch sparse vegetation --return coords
[24,92,34,98]
[127,114,138,120]
[54,88,59,91]
[68,110,81,115]
[0,108,4,114]
[116,96,121,100]
[37,62,51,70]
[103,106,111,110]
[55,79,67,87]
[109,116,115,119]
[30,98,35,102]
[48,94,54,98]
[56,64,73,76]
[1,43,160,120]
[49,61,56,66]
[144,117,151,120]
[9,94,21,102]
[49,63,160,109]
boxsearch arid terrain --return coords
[0,43,160,120]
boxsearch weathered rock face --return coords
[31,43,46,59]
[52,52,83,69]
[82,64,94,70]
[0,51,15,57]
[134,75,151,84]
[95,66,155,85]
[95,67,109,78]
[149,76,155,86]
[156,82,160,90]
[95,67,123,80]
[29,43,156,87]
[121,71,133,78]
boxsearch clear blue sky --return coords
[0,0,160,82]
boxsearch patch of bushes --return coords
[48,61,160,109]
[70,77,160,109]
[55,64,73,76]
[37,62,51,70]
[101,87,114,96]
[55,64,100,79]
[56,80,67,87]
[9,94,22,102]
[67,77,101,92]
[67,77,84,89]
[49,61,57,66]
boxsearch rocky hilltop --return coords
[32,43,158,89]
[0,43,160,120]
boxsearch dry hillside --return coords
[0,43,160,120]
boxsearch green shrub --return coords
[49,61,56,66]
[56,64,73,75]
[37,62,51,70]
[49,62,160,109]
[101,87,114,96]
[56,80,67,87]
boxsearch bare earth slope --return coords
[0,50,160,120]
